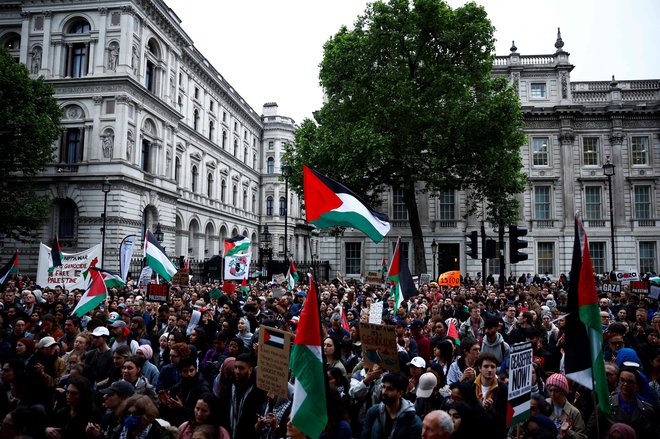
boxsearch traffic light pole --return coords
[499,218,505,292]
[481,221,487,284]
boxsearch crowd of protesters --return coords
[0,270,657,439]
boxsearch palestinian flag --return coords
[447,319,461,346]
[263,328,285,349]
[50,236,63,269]
[303,165,390,243]
[290,274,327,438]
[381,257,387,280]
[564,212,611,414]
[144,229,177,282]
[387,237,417,311]
[71,267,107,317]
[222,281,237,295]
[0,251,18,285]
[98,268,126,288]
[341,308,350,331]
[286,258,299,292]
[224,235,250,257]
[240,277,249,297]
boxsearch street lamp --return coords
[155,223,164,243]
[260,225,272,281]
[101,177,112,266]
[430,239,438,280]
[603,156,616,273]
[281,163,292,262]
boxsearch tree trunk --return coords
[403,185,427,274]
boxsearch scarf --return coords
[230,383,253,438]
[475,374,499,402]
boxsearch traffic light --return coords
[466,231,478,259]
[484,239,497,259]
[509,225,528,264]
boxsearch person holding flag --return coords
[286,257,299,292]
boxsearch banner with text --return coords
[257,326,292,397]
[359,322,399,372]
[507,342,533,427]
[37,243,101,291]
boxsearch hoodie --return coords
[362,397,422,439]
[480,332,510,365]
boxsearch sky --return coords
[164,0,660,125]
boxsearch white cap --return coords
[416,372,438,398]
[406,356,426,369]
[37,336,57,349]
[91,326,110,337]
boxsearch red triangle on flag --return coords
[294,274,322,346]
[303,164,342,222]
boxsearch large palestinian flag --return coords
[71,267,107,317]
[144,229,177,282]
[303,165,390,243]
[224,235,250,257]
[387,237,417,311]
[98,268,127,289]
[0,251,18,285]
[564,212,611,413]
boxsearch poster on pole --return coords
[37,243,101,291]
[369,301,383,324]
[438,270,461,287]
[507,342,533,427]
[257,326,292,397]
[359,322,399,372]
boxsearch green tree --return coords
[0,49,61,238]
[284,0,526,272]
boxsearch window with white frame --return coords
[437,190,455,220]
[266,196,273,216]
[532,138,549,166]
[191,165,198,192]
[345,242,362,275]
[279,197,286,216]
[584,186,602,220]
[534,186,551,220]
[530,83,546,98]
[589,242,606,275]
[639,242,657,274]
[488,241,503,275]
[266,157,274,174]
[582,137,599,166]
[631,136,649,165]
[634,185,651,219]
[206,173,213,198]
[392,188,408,220]
[537,242,555,275]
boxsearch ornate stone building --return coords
[0,0,314,274]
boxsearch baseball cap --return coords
[111,320,127,328]
[416,372,437,398]
[37,336,57,349]
[108,312,120,323]
[99,380,135,396]
[408,319,424,329]
[92,326,110,337]
[406,356,426,369]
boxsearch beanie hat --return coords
[546,373,569,395]
[136,344,153,360]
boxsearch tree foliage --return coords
[285,0,526,272]
[0,49,61,238]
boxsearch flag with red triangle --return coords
[447,319,461,346]
[341,307,350,331]
[0,250,18,285]
[71,267,107,317]
[240,277,249,297]
[50,236,63,270]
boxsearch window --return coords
[222,131,227,149]
[222,111,226,122]
[631,136,649,165]
[70,21,90,34]
[345,242,362,275]
[209,101,214,112]
[233,140,238,156]
[279,197,286,216]
[145,60,156,93]
[392,188,408,220]
[221,180,226,202]
[583,137,599,166]
[232,185,237,206]
[268,141,274,150]
[634,185,651,219]
[175,157,181,184]
[534,186,551,219]
[58,200,77,239]
[69,44,88,78]
[243,147,248,163]
[207,173,213,197]
[209,121,214,141]
[437,190,455,220]
[191,166,198,192]
[194,87,199,100]
[266,196,274,216]
[488,241,503,275]
[252,151,257,169]
[244,130,248,139]
[252,194,256,212]
[61,128,83,163]
[589,242,606,275]
[584,186,602,220]
[193,109,199,131]
[530,83,546,98]
[537,242,555,275]
[639,242,657,274]
[234,122,238,132]
[532,137,549,166]
[141,140,151,172]
[243,190,247,210]
[267,157,274,174]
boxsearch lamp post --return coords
[281,163,292,262]
[603,156,616,273]
[261,225,272,281]
[155,223,164,243]
[101,177,112,266]
[430,239,438,280]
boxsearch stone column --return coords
[96,8,108,74]
[42,12,53,76]
[90,95,103,161]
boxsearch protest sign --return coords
[272,273,286,285]
[171,269,190,286]
[507,342,533,427]
[137,266,153,293]
[257,326,292,397]
[224,253,251,280]
[614,269,640,284]
[419,273,431,286]
[601,281,621,294]
[630,281,649,295]
[365,271,382,286]
[37,243,101,291]
[147,283,169,302]
[369,301,383,324]
[359,322,399,372]
[438,270,461,287]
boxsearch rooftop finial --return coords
[610,75,618,88]
[510,40,517,53]
[555,27,564,51]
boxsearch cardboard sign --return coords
[137,266,153,294]
[359,322,399,372]
[272,273,286,285]
[147,283,169,302]
[438,270,461,287]
[507,342,533,427]
[419,273,431,286]
[602,281,621,294]
[630,281,649,295]
[614,270,640,284]
[257,326,292,397]
[171,269,190,286]
[365,271,382,286]
[369,301,383,324]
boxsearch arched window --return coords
[267,157,274,174]
[243,189,247,210]
[145,39,161,94]
[233,140,238,156]
[222,131,227,149]
[279,197,286,216]
[221,180,226,202]
[266,196,274,216]
[64,20,92,78]
[207,173,213,197]
[209,120,214,141]
[141,140,151,172]
[175,157,181,184]
[69,21,91,33]
[232,185,238,206]
[191,165,198,192]
[193,109,199,131]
